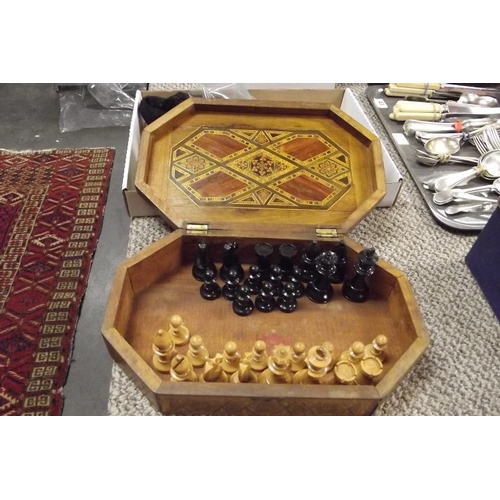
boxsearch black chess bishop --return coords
[192,240,217,282]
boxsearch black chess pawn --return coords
[232,285,254,317]
[342,247,379,303]
[299,240,321,283]
[255,281,276,313]
[192,240,217,282]
[200,268,221,301]
[288,267,305,298]
[306,250,338,304]
[220,241,244,283]
[244,264,262,295]
[269,265,283,297]
[330,241,347,284]
[279,243,298,280]
[222,268,241,301]
[254,243,273,281]
[277,282,298,313]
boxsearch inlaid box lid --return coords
[135,98,386,237]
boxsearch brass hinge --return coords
[186,223,209,234]
[315,228,338,238]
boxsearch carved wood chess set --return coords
[102,98,429,415]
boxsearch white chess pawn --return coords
[152,329,177,373]
[221,341,241,374]
[364,335,388,362]
[290,341,307,373]
[246,340,268,373]
[168,314,190,346]
[186,335,209,368]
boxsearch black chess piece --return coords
[288,267,305,298]
[306,250,338,304]
[277,282,298,313]
[330,241,347,284]
[279,243,298,280]
[220,241,244,283]
[255,281,276,313]
[192,240,217,282]
[244,264,262,295]
[232,285,254,317]
[254,243,273,281]
[342,247,379,303]
[269,265,283,297]
[299,240,321,283]
[199,268,221,301]
[222,268,241,301]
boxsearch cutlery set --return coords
[385,83,500,222]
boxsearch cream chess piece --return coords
[259,346,292,384]
[364,335,388,362]
[186,335,209,368]
[200,354,228,383]
[290,341,307,373]
[221,341,241,374]
[322,341,335,372]
[293,345,331,384]
[169,354,198,382]
[230,359,258,383]
[359,356,384,380]
[334,360,357,385]
[246,340,268,373]
[152,329,177,373]
[168,314,190,346]
[339,341,365,365]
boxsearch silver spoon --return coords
[433,178,500,204]
[424,136,463,155]
[445,201,495,215]
[431,150,500,191]
[460,93,499,107]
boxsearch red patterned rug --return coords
[0,148,114,415]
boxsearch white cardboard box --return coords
[122,87,402,217]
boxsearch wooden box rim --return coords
[134,98,387,238]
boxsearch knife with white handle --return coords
[391,100,500,121]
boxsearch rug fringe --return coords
[0,147,116,155]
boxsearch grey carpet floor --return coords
[107,84,500,416]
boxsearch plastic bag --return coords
[58,83,147,132]
[202,83,254,100]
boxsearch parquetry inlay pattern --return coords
[170,127,352,208]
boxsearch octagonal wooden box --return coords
[102,98,429,416]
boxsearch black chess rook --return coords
[254,242,273,281]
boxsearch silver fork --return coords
[470,134,489,154]
[486,127,500,149]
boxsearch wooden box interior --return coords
[103,231,429,415]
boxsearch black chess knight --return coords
[342,247,379,303]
